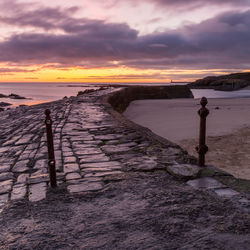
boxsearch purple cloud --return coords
[0,3,250,71]
[125,0,249,8]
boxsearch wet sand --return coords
[124,98,250,180]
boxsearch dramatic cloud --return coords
[0,68,35,73]
[0,2,250,72]
[106,0,249,10]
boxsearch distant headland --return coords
[188,72,250,91]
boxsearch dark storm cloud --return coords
[0,2,250,70]
[0,1,137,39]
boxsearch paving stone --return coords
[81,165,123,173]
[187,177,226,189]
[17,173,30,184]
[101,145,131,154]
[2,136,21,146]
[79,154,110,164]
[83,177,103,182]
[0,172,13,181]
[214,188,240,198]
[0,179,13,194]
[15,134,34,145]
[12,160,29,173]
[166,164,201,180]
[62,146,72,152]
[64,156,77,163]
[164,147,182,156]
[238,198,250,206]
[66,172,81,181]
[118,142,137,147]
[64,163,79,173]
[63,151,74,157]
[82,140,103,145]
[0,164,11,173]
[17,153,30,161]
[70,136,94,141]
[11,184,27,200]
[105,140,119,145]
[67,182,104,193]
[0,147,9,154]
[0,193,9,205]
[29,182,47,202]
[84,171,123,178]
[94,134,123,140]
[80,161,121,169]
[34,159,47,169]
[28,174,49,184]
[74,147,102,155]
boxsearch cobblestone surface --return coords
[0,88,249,214]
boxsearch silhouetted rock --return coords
[9,93,27,99]
[0,93,7,98]
[77,89,96,96]
[0,102,11,107]
[188,72,250,91]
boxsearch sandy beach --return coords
[124,98,250,180]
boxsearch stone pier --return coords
[0,87,249,210]
[0,87,249,249]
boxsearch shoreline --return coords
[124,97,250,180]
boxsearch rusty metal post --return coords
[45,109,57,188]
[196,97,209,167]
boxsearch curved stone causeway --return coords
[0,86,194,205]
[0,86,249,249]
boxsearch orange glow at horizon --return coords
[0,63,248,83]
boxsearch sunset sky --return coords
[1,0,250,83]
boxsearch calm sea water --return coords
[1,82,250,107]
[0,82,98,106]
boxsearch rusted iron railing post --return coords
[196,97,209,167]
[45,109,57,188]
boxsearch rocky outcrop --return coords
[188,72,250,91]
[107,85,193,113]
[0,102,11,107]
[0,93,28,99]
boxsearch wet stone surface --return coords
[0,87,249,227]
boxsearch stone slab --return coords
[74,148,102,155]
[17,173,29,184]
[11,184,27,200]
[214,188,240,198]
[27,174,49,184]
[67,182,104,193]
[0,179,13,194]
[64,163,79,173]
[101,145,131,154]
[0,172,13,182]
[12,160,29,173]
[80,161,121,169]
[64,156,77,164]
[166,164,201,180]
[29,182,47,202]
[187,177,226,189]
[84,171,123,178]
[79,154,110,164]
[0,164,11,173]
[81,166,122,173]
[66,172,82,181]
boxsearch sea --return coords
[1,82,250,107]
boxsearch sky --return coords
[0,0,250,83]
